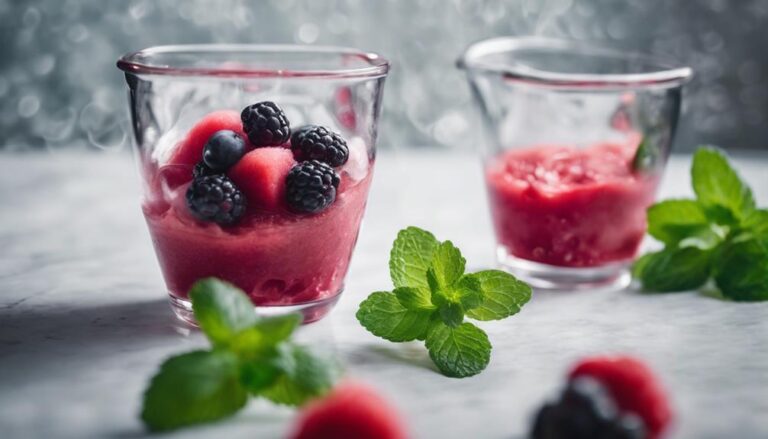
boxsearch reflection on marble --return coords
[0,151,767,438]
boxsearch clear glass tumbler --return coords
[458,37,691,290]
[117,45,389,323]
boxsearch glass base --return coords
[168,290,342,326]
[497,246,631,291]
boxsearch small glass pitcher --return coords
[459,37,691,290]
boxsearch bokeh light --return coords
[0,0,765,152]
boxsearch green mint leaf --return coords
[141,350,247,431]
[464,270,532,321]
[394,286,435,311]
[259,344,340,406]
[744,209,768,241]
[428,240,466,290]
[429,275,481,328]
[677,225,724,251]
[713,233,768,302]
[356,292,432,342]
[190,278,258,346]
[647,199,710,245]
[634,246,712,292]
[452,275,483,311]
[426,267,440,293]
[227,314,302,357]
[390,226,439,290]
[425,321,491,378]
[691,147,755,221]
[631,136,662,172]
[240,358,280,394]
[437,301,464,328]
[632,252,655,279]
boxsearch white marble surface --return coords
[1,150,767,439]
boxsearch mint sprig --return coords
[141,279,340,431]
[634,146,768,301]
[357,227,532,378]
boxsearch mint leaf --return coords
[632,252,655,279]
[744,209,768,241]
[678,225,724,251]
[141,350,247,431]
[227,314,302,357]
[356,292,432,341]
[428,240,466,290]
[713,233,768,302]
[451,275,483,311]
[259,344,340,406]
[464,270,532,321]
[429,276,480,328]
[390,227,439,290]
[647,199,709,245]
[240,358,280,394]
[691,147,755,221]
[436,300,464,328]
[394,286,435,311]
[141,281,340,431]
[360,227,531,378]
[426,267,441,294]
[635,147,767,302]
[190,278,257,346]
[632,136,662,172]
[425,322,491,378]
[635,246,712,292]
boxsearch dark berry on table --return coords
[192,161,217,178]
[241,101,291,147]
[285,160,340,214]
[202,130,247,171]
[290,125,349,167]
[569,355,671,438]
[186,175,246,226]
[531,377,647,439]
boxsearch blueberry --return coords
[202,130,247,171]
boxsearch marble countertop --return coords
[1,150,767,439]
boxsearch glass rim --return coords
[457,37,693,89]
[117,44,390,79]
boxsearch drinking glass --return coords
[458,37,691,290]
[117,45,389,323]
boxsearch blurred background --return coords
[0,0,766,152]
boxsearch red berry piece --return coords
[228,147,295,211]
[569,355,672,439]
[289,381,407,439]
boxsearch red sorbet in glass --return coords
[485,139,659,268]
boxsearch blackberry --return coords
[192,161,216,178]
[285,160,340,214]
[241,101,290,147]
[202,130,247,171]
[186,175,246,226]
[531,377,646,439]
[290,125,349,167]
